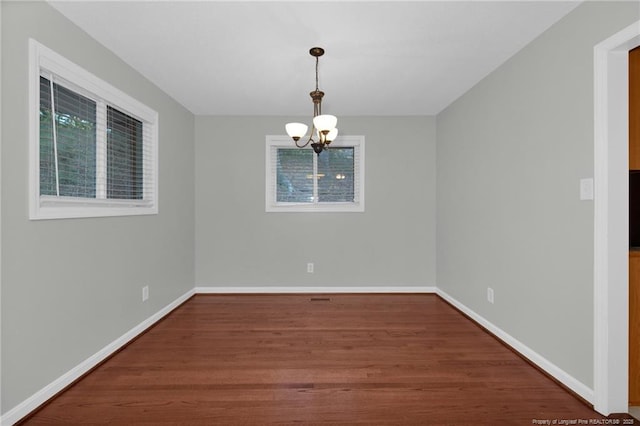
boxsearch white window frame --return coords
[265,135,365,213]
[28,39,159,220]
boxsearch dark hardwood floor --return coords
[21,294,636,425]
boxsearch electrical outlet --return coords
[142,285,149,302]
[487,287,494,304]
[307,263,314,273]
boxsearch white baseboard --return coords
[3,285,595,425]
[436,288,594,404]
[195,285,437,294]
[1,288,195,426]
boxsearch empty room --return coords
[1,0,640,424]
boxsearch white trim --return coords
[1,284,606,425]
[593,20,640,415]
[0,0,4,416]
[28,38,39,220]
[436,289,594,403]
[0,289,195,426]
[265,135,365,213]
[33,40,156,123]
[195,286,437,294]
[0,286,432,425]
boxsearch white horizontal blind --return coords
[40,76,97,198]
[38,75,154,204]
[317,147,355,203]
[276,148,314,203]
[106,106,147,200]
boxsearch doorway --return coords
[630,45,640,418]
[594,20,640,416]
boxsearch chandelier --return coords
[285,47,338,155]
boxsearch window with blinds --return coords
[106,106,144,200]
[39,76,97,198]
[29,39,158,220]
[266,135,364,212]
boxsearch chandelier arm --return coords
[295,137,311,148]
[300,127,316,147]
[295,120,316,149]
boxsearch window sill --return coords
[266,201,364,213]
[31,196,157,220]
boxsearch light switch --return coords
[580,178,594,200]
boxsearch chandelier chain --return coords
[315,56,319,92]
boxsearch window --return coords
[265,135,364,212]
[29,39,158,220]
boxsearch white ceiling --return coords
[49,1,581,116]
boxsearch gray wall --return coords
[1,1,195,412]
[195,116,436,288]
[4,0,637,418]
[436,1,639,389]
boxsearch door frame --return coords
[594,20,640,415]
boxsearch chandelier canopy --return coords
[285,47,337,155]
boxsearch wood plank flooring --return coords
[20,294,636,425]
